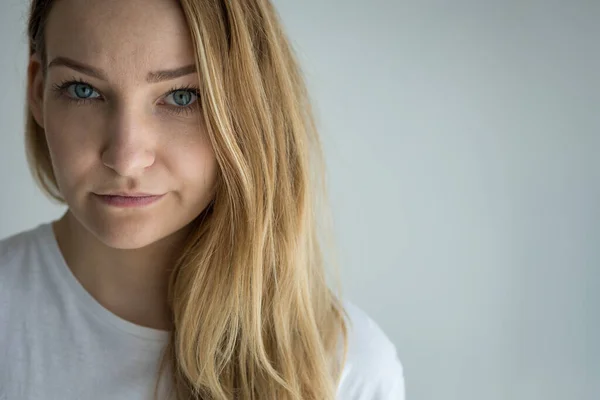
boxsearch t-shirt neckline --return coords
[38,221,171,343]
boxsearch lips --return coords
[97,192,160,197]
[94,193,165,208]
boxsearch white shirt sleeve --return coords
[337,301,405,400]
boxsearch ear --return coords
[27,53,45,129]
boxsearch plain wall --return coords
[1,0,598,399]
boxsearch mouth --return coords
[93,193,165,208]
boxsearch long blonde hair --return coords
[26,0,348,399]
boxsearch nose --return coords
[101,105,156,177]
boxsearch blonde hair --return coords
[26,0,348,399]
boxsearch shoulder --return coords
[0,223,48,277]
[0,228,31,266]
[337,300,405,400]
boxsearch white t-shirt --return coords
[0,222,404,399]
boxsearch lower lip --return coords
[95,194,165,208]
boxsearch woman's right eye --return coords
[65,83,101,100]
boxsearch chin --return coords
[65,204,174,250]
[88,216,170,250]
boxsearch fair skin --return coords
[27,0,218,330]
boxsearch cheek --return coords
[169,133,218,197]
[43,103,99,190]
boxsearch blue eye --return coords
[66,83,100,100]
[166,90,198,107]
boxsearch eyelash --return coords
[50,78,201,117]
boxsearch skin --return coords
[27,0,218,331]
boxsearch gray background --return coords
[1,0,598,399]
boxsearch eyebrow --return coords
[47,56,197,83]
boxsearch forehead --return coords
[44,0,195,80]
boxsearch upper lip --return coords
[96,192,163,197]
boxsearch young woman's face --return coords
[28,0,218,249]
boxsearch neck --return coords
[52,210,189,331]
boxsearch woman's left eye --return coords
[165,90,199,107]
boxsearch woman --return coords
[0,0,404,399]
